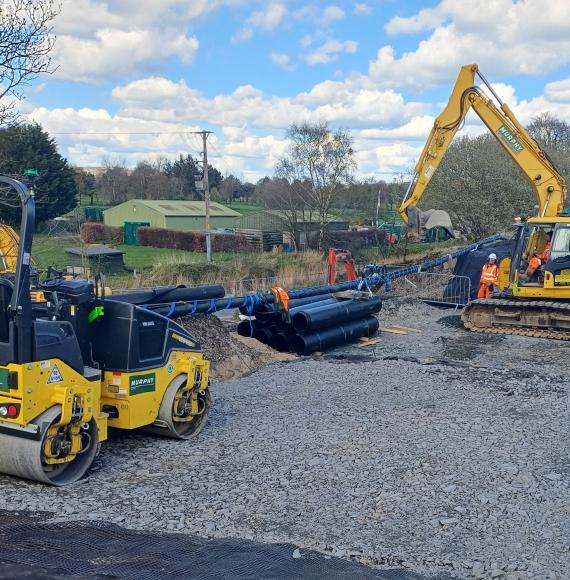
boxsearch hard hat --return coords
[489,253,497,260]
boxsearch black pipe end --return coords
[271,333,292,352]
[237,320,255,337]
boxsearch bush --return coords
[80,222,123,243]
[137,227,249,253]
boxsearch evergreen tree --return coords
[0,123,77,224]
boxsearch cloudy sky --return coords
[22,0,570,182]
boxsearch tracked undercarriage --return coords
[462,297,570,340]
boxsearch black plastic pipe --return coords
[289,316,379,356]
[116,284,225,305]
[237,320,257,337]
[288,298,337,316]
[253,327,277,345]
[270,332,293,352]
[150,296,250,316]
[239,292,333,315]
[291,297,382,333]
[148,279,364,318]
[255,298,338,325]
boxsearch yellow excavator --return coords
[399,63,570,339]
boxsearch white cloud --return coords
[58,0,247,35]
[270,53,296,71]
[234,2,288,42]
[353,3,372,16]
[54,29,199,83]
[53,0,246,83]
[358,116,436,141]
[28,0,570,181]
[111,73,430,133]
[248,2,287,29]
[305,39,358,65]
[385,5,445,35]
[375,0,570,90]
[232,27,253,43]
[29,69,429,177]
[544,78,570,103]
[323,6,345,24]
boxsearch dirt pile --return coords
[179,314,294,382]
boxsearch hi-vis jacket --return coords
[480,262,499,285]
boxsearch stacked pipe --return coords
[138,234,503,354]
[238,293,381,356]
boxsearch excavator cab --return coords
[511,220,570,289]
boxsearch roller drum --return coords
[0,406,99,486]
[144,374,210,440]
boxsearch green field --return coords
[31,234,236,272]
[226,202,262,215]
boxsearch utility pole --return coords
[193,130,214,261]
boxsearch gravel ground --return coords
[0,298,567,579]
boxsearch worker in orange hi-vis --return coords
[477,253,499,299]
[540,231,552,263]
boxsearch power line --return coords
[50,131,198,135]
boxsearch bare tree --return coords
[527,112,570,153]
[276,122,356,249]
[0,0,59,125]
[98,158,130,205]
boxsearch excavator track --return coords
[462,297,570,340]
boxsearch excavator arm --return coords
[399,63,567,223]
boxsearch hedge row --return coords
[80,222,124,243]
[137,227,249,252]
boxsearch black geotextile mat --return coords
[0,512,450,580]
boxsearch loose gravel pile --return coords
[0,299,567,579]
[179,313,293,381]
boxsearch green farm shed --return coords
[103,200,242,231]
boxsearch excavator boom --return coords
[399,64,567,223]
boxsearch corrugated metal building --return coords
[234,210,349,249]
[103,199,242,231]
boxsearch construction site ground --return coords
[0,298,567,579]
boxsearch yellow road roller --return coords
[0,177,210,485]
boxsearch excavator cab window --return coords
[518,224,552,285]
[549,227,570,262]
[545,226,570,286]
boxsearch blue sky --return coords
[22,0,570,181]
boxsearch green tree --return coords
[0,123,77,223]
[165,154,223,199]
[420,114,570,238]
[422,134,535,237]
[74,169,96,205]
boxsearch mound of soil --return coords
[179,314,294,382]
